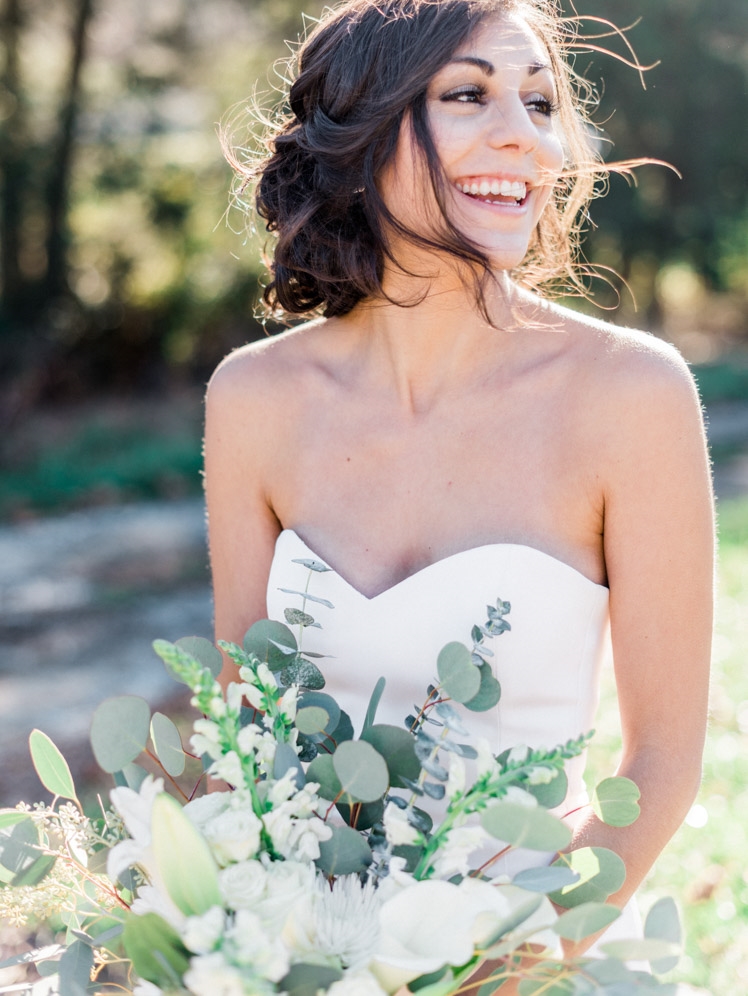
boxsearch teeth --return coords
[457,180,528,200]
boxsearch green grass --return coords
[587,496,748,993]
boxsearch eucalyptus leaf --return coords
[480,893,543,950]
[418,755,449,781]
[274,742,305,789]
[0,815,39,875]
[433,701,469,735]
[422,781,446,800]
[644,896,681,973]
[518,979,576,996]
[599,938,682,963]
[175,636,222,679]
[407,807,433,834]
[336,798,384,830]
[549,847,627,908]
[296,706,331,735]
[481,802,572,852]
[0,945,64,971]
[591,777,641,828]
[90,696,151,773]
[306,753,341,801]
[407,967,448,992]
[29,730,77,802]
[437,642,481,703]
[280,655,326,689]
[332,740,390,802]
[554,902,621,942]
[243,620,298,671]
[330,709,354,744]
[285,608,316,627]
[363,676,386,734]
[291,557,332,572]
[298,692,340,734]
[150,713,185,777]
[151,793,221,915]
[122,912,190,986]
[13,852,57,887]
[0,810,33,830]
[525,768,568,810]
[58,939,93,996]
[361,724,420,787]
[316,824,373,876]
[463,663,502,712]
[512,865,579,894]
[280,964,343,996]
[113,762,148,791]
[278,588,335,609]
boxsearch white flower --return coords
[526,765,555,786]
[382,803,421,848]
[312,875,382,970]
[236,725,276,768]
[191,719,223,760]
[456,878,561,957]
[218,860,268,909]
[107,776,163,882]
[279,685,298,722]
[133,982,163,996]
[202,806,263,865]
[241,683,266,712]
[225,682,244,714]
[183,952,248,996]
[503,786,538,808]
[371,880,485,993]
[328,971,388,996]
[475,738,496,779]
[256,663,274,687]
[182,905,226,954]
[183,791,232,829]
[209,696,227,720]
[507,744,530,765]
[253,860,316,933]
[260,779,332,862]
[446,754,466,799]
[226,910,290,981]
[131,884,185,931]
[210,750,245,788]
[430,825,493,879]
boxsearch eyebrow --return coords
[447,56,552,77]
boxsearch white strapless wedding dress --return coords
[266,528,642,945]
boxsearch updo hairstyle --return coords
[228,0,602,320]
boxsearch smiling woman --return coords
[208,1,714,993]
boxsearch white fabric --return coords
[266,529,642,945]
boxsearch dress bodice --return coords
[266,529,611,814]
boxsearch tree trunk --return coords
[0,0,26,316]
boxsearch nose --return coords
[485,95,540,154]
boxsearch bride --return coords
[204,0,714,984]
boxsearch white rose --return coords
[382,803,421,848]
[253,860,316,933]
[328,972,388,996]
[182,905,226,954]
[183,952,246,996]
[218,860,268,910]
[203,806,263,865]
[183,791,232,830]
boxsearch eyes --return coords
[438,84,559,118]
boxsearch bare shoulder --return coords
[544,301,703,425]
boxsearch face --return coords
[380,13,565,271]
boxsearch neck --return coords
[344,267,524,414]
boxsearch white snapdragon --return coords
[236,724,277,768]
[182,906,226,955]
[526,765,555,786]
[474,738,496,779]
[430,825,493,879]
[225,910,290,982]
[218,859,267,909]
[241,683,266,713]
[225,682,244,714]
[507,744,530,765]
[278,685,299,722]
[382,802,421,848]
[190,718,223,761]
[503,786,538,808]
[210,750,245,788]
[446,754,466,799]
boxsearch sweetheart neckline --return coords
[275,528,609,602]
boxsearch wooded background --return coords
[1,0,746,418]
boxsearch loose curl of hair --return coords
[225,0,634,322]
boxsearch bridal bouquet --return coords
[1,561,682,996]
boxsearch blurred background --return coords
[0,0,746,990]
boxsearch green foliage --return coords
[29,730,78,803]
[591,776,641,828]
[151,794,221,916]
[550,847,627,908]
[90,696,151,773]
[480,801,572,852]
[123,913,191,987]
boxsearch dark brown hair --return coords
[226,0,604,320]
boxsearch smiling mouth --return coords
[455,179,528,206]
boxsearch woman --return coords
[205,0,714,983]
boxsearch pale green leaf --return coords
[280,964,343,996]
[296,706,331,735]
[437,642,481,703]
[332,739,390,802]
[363,676,386,733]
[151,793,221,915]
[0,810,33,830]
[298,692,340,736]
[278,588,334,609]
[361,724,420,787]
[512,865,579,894]
[645,896,681,973]
[306,753,342,801]
[122,912,190,986]
[175,636,222,679]
[599,938,682,963]
[463,662,502,712]
[90,696,150,773]
[243,619,298,670]
[150,713,186,777]
[553,902,621,942]
[316,824,373,876]
[481,802,572,851]
[549,847,627,908]
[518,979,576,996]
[58,939,93,996]
[29,730,77,801]
[591,777,641,828]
